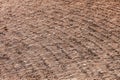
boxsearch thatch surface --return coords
[0,0,120,80]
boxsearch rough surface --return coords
[0,0,120,80]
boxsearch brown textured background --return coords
[0,0,120,80]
